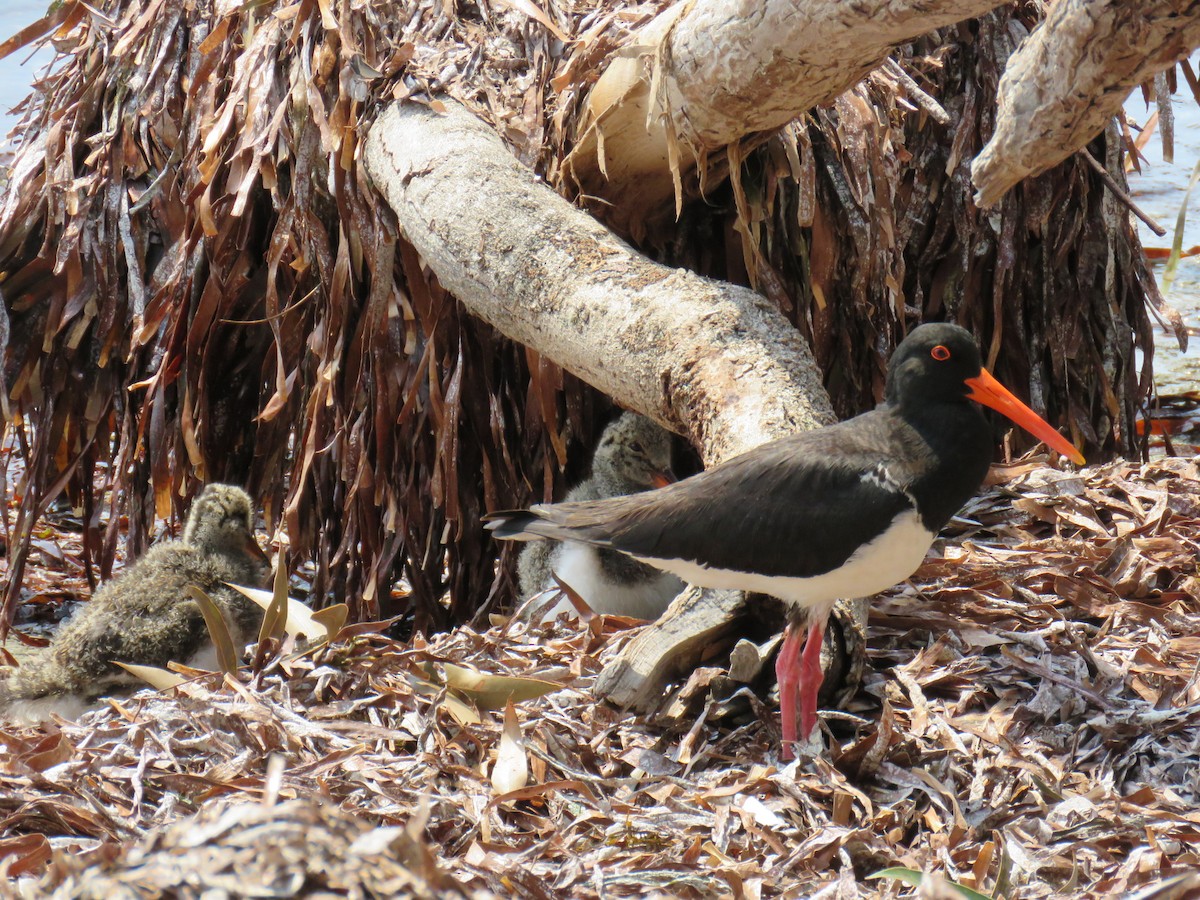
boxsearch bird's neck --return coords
[592,469,646,497]
[207,541,269,580]
[897,399,995,532]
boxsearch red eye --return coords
[931,345,951,361]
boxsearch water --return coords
[1126,92,1200,397]
[0,3,55,144]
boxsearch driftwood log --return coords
[364,102,834,464]
[973,0,1200,207]
[566,0,1010,228]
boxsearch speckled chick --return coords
[518,412,684,620]
[0,484,271,723]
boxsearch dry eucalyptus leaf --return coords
[491,699,529,796]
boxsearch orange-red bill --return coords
[965,369,1085,465]
[650,469,677,489]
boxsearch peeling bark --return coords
[566,0,1008,226]
[972,0,1200,208]
[365,100,834,465]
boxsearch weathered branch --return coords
[364,99,860,712]
[364,100,834,465]
[596,589,747,710]
[972,0,1200,208]
[567,0,1008,224]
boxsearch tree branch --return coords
[364,100,834,465]
[972,0,1200,208]
[566,0,1009,226]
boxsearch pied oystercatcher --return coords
[486,323,1084,756]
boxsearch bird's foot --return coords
[780,723,825,764]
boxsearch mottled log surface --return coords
[973,0,1200,207]
[364,101,834,466]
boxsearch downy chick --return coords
[518,412,684,620]
[0,484,270,723]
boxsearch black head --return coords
[884,323,983,409]
[884,323,1086,465]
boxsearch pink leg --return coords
[775,623,804,759]
[798,619,826,742]
[775,618,827,760]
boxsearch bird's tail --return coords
[482,510,549,541]
[1,655,113,724]
[1,658,60,723]
[3,655,74,702]
[484,504,618,547]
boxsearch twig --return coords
[884,58,950,125]
[1079,147,1166,236]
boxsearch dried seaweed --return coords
[0,0,610,632]
[0,0,1170,641]
[1,458,1198,897]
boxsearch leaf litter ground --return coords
[3,456,1200,898]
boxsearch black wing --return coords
[531,413,926,579]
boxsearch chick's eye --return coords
[630,442,644,453]
[930,345,951,361]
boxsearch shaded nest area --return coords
[2,458,1198,898]
[0,0,1168,633]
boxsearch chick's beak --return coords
[650,469,677,489]
[965,368,1085,465]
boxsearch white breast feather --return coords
[632,509,935,613]
[537,541,683,621]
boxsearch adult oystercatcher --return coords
[0,484,270,723]
[485,324,1083,756]
[518,412,684,620]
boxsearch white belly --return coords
[540,541,684,621]
[634,509,935,612]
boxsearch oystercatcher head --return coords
[486,323,1083,757]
